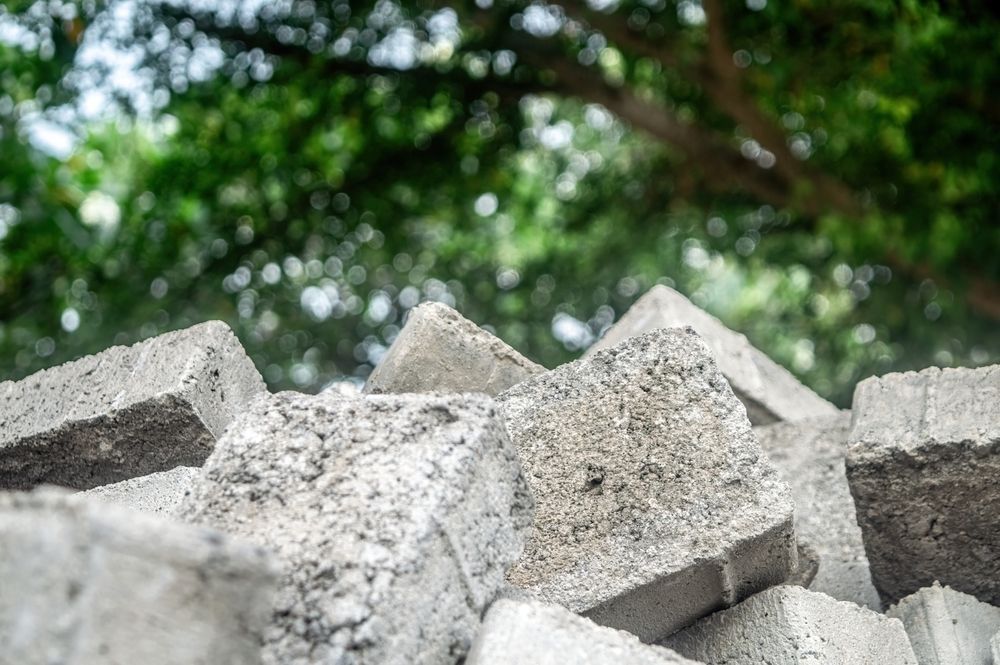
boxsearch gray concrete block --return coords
[886,582,1000,665]
[364,301,543,396]
[0,321,265,490]
[498,327,796,642]
[586,285,838,425]
[467,599,704,665]
[662,585,918,664]
[80,466,199,515]
[846,364,1000,605]
[180,391,533,665]
[0,488,278,665]
[755,413,881,609]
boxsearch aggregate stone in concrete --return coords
[180,391,534,665]
[755,413,881,609]
[0,488,278,665]
[498,327,796,642]
[886,582,1000,665]
[0,321,265,490]
[81,466,199,515]
[586,285,838,425]
[846,364,1000,606]
[661,585,918,664]
[364,301,544,396]
[466,599,704,665]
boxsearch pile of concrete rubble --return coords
[1,284,997,664]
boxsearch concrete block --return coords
[180,391,533,665]
[364,301,543,396]
[586,285,838,425]
[886,582,1000,665]
[755,413,881,608]
[662,585,918,664]
[467,599,704,665]
[498,327,796,642]
[0,488,277,665]
[0,321,265,490]
[80,466,199,515]
[846,364,1000,605]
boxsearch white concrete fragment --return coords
[80,466,199,515]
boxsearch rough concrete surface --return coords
[0,321,265,490]
[755,413,881,609]
[0,488,277,665]
[81,466,199,515]
[181,391,534,665]
[585,285,838,425]
[364,301,544,396]
[498,327,796,642]
[846,364,1000,605]
[887,582,1000,665]
[662,585,918,664]
[466,599,704,665]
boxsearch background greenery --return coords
[1,0,997,405]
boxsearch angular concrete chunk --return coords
[467,599,704,665]
[887,582,1000,665]
[181,391,533,664]
[365,301,543,396]
[0,489,277,665]
[0,321,266,490]
[498,327,796,642]
[81,466,199,515]
[586,285,837,425]
[755,413,881,608]
[662,586,918,664]
[846,365,1000,605]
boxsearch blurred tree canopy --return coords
[0,0,997,405]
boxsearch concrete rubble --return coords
[0,321,265,490]
[81,465,199,515]
[498,327,797,642]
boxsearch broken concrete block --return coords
[498,327,796,642]
[81,466,199,515]
[846,364,1000,605]
[0,488,277,665]
[364,301,543,396]
[0,321,266,490]
[886,582,1000,665]
[180,391,533,665]
[755,413,881,609]
[467,599,703,665]
[662,586,918,664]
[586,285,838,425]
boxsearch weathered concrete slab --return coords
[0,321,265,490]
[586,285,837,425]
[364,301,543,396]
[0,488,277,665]
[846,364,1000,605]
[662,586,918,664]
[886,582,1000,665]
[81,466,199,515]
[755,413,881,609]
[181,391,533,665]
[467,599,703,665]
[498,327,796,642]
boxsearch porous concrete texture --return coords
[181,391,533,665]
[81,466,199,515]
[662,585,918,664]
[755,413,881,608]
[586,285,838,425]
[0,321,265,490]
[498,327,797,642]
[466,599,704,665]
[886,582,1000,665]
[0,488,277,665]
[846,364,1000,605]
[364,301,544,396]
